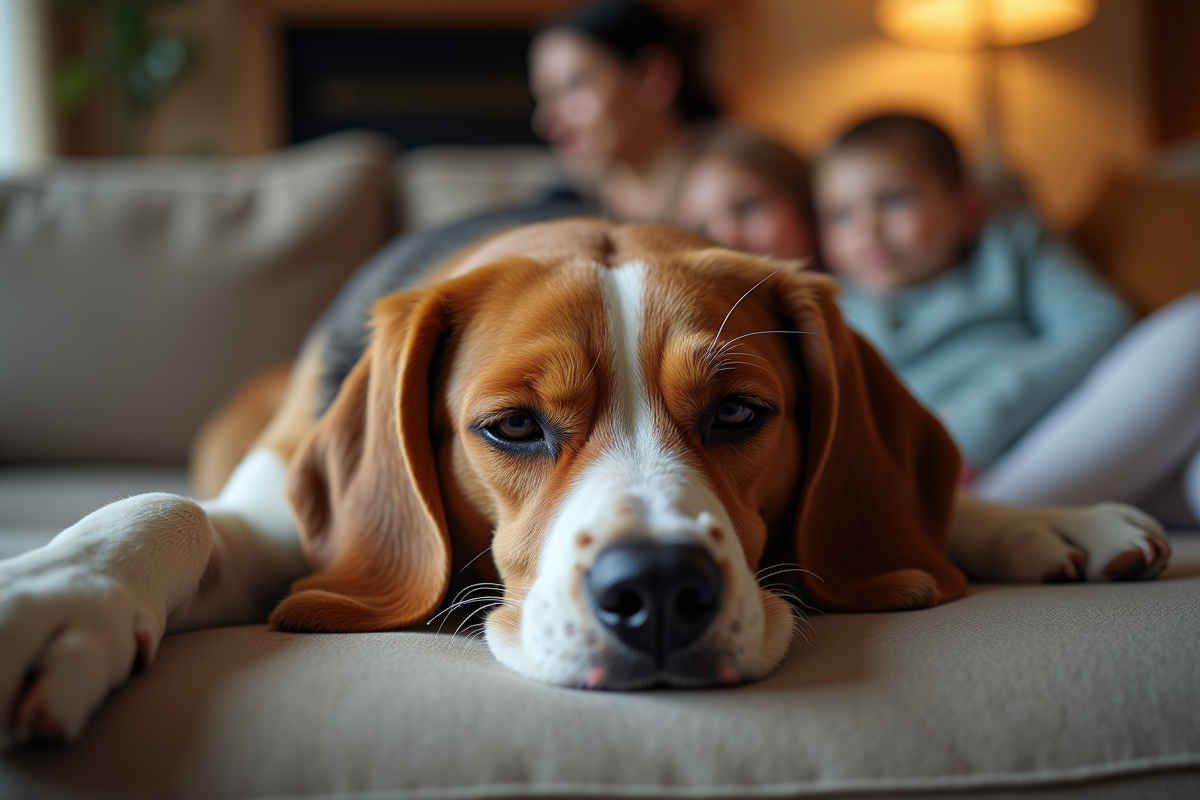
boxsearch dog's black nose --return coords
[585,541,723,663]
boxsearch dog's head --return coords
[270,218,966,688]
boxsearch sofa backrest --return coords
[1073,176,1200,317]
[0,133,397,463]
[0,135,569,465]
[394,145,567,231]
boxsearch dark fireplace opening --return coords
[285,26,540,149]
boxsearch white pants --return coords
[975,291,1200,528]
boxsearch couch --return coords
[1,133,1198,800]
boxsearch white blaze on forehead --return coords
[600,260,649,437]
[556,260,723,536]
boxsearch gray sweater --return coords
[837,210,1133,469]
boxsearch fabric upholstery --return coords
[0,464,190,558]
[1073,177,1200,316]
[0,133,397,463]
[396,146,566,231]
[0,537,1197,800]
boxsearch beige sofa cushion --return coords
[396,145,566,231]
[1,537,1197,800]
[0,464,190,557]
[0,133,396,463]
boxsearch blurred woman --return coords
[529,0,717,219]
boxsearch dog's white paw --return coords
[949,512,1084,583]
[0,494,212,748]
[1049,502,1171,582]
[0,558,153,747]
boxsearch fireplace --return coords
[284,26,540,148]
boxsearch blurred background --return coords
[1,0,1197,229]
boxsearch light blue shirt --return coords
[837,210,1133,469]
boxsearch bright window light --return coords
[0,0,50,174]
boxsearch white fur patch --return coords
[949,496,1170,582]
[201,447,295,545]
[0,447,307,747]
[0,492,214,746]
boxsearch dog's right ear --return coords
[776,270,968,612]
[269,289,453,632]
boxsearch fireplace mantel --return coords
[234,0,729,154]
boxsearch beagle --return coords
[0,216,1170,745]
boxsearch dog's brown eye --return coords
[492,413,542,442]
[714,400,755,428]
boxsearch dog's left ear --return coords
[777,272,968,611]
[269,289,453,632]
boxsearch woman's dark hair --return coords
[542,0,718,122]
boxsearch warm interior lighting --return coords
[875,0,1096,50]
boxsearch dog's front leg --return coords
[0,448,306,747]
[948,493,1171,583]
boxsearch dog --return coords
[0,215,1171,746]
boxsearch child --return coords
[673,123,816,262]
[672,117,1200,526]
[815,114,1200,525]
[815,114,1132,471]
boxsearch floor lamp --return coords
[874,0,1097,184]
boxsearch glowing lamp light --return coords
[874,0,1097,181]
[875,0,1096,51]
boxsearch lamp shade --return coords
[875,0,1096,50]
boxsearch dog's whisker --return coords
[452,601,503,639]
[791,623,815,648]
[428,584,511,630]
[460,621,487,639]
[760,585,806,605]
[442,592,504,612]
[760,582,824,616]
[706,271,778,359]
[715,360,769,374]
[446,582,506,605]
[583,351,602,386]
[788,616,813,645]
[458,624,491,653]
[436,585,505,619]
[755,564,806,579]
[783,603,819,642]
[430,597,504,634]
[770,592,811,613]
[448,580,506,599]
[755,563,794,576]
[713,329,811,360]
[457,546,494,576]
[707,349,772,381]
[756,564,825,582]
[795,615,819,642]
[719,349,770,363]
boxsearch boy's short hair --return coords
[827,114,964,188]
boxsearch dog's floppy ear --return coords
[778,272,967,611]
[270,289,452,632]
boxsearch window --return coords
[0,0,49,173]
